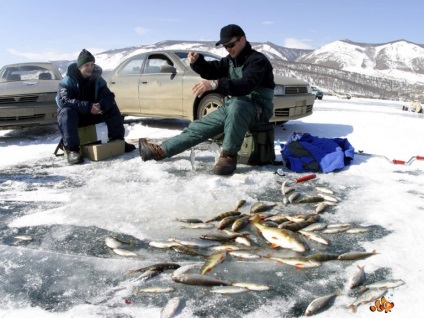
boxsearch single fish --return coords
[288,192,300,203]
[265,215,289,224]
[317,193,339,202]
[210,244,248,252]
[171,245,209,258]
[161,297,183,318]
[315,202,329,213]
[13,235,33,241]
[281,180,295,195]
[180,223,215,229]
[135,287,175,294]
[229,251,261,259]
[349,265,366,289]
[346,227,370,234]
[306,253,340,262]
[264,255,321,269]
[338,250,379,261]
[175,218,204,224]
[126,263,180,275]
[251,215,308,252]
[231,215,250,232]
[348,288,387,313]
[234,235,253,246]
[134,268,162,281]
[305,290,342,316]
[205,211,241,223]
[250,202,277,214]
[210,286,249,294]
[278,218,318,232]
[231,282,270,291]
[295,196,324,204]
[200,232,246,242]
[105,236,134,249]
[358,279,405,292]
[301,222,327,232]
[321,227,350,234]
[235,199,247,211]
[171,273,231,286]
[298,230,329,245]
[171,263,203,276]
[200,251,226,274]
[149,241,180,249]
[112,248,139,257]
[315,186,334,194]
[168,238,221,248]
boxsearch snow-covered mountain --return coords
[297,39,424,84]
[53,39,424,100]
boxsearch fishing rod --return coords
[355,151,424,166]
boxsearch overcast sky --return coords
[1,0,423,66]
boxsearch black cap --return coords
[215,24,245,46]
[77,49,95,68]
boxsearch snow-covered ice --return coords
[0,96,423,317]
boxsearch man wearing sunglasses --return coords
[138,24,275,175]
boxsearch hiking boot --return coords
[138,138,166,161]
[124,142,136,153]
[66,150,84,165]
[213,150,237,175]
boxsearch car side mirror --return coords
[160,65,176,73]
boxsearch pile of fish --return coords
[98,175,405,317]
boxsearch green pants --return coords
[162,97,273,157]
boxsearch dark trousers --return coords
[57,105,125,151]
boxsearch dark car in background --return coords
[311,86,324,100]
[106,50,315,123]
[0,62,61,129]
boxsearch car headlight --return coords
[274,85,285,96]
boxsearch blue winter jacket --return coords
[281,132,355,173]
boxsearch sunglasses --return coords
[223,37,241,49]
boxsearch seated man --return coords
[56,49,135,165]
[138,24,275,175]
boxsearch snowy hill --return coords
[55,39,424,100]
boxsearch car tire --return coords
[318,97,323,100]
[196,93,224,119]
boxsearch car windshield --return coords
[175,52,221,67]
[0,65,59,82]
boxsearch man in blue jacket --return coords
[56,49,135,165]
[138,24,275,175]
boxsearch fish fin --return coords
[270,243,279,248]
[295,264,304,269]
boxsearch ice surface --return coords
[1,96,423,317]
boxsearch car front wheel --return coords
[196,93,224,119]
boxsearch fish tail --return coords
[347,304,357,313]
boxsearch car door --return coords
[108,55,145,115]
[139,53,184,117]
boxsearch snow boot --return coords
[138,138,166,161]
[124,142,136,153]
[213,150,237,175]
[66,149,84,165]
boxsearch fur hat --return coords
[77,49,95,68]
[215,24,245,46]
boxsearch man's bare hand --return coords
[192,80,213,98]
[91,103,103,115]
[187,52,199,64]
